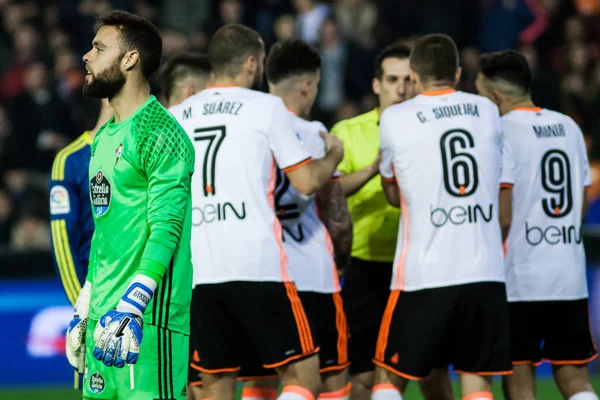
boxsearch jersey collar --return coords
[421,88,456,96]
[513,106,542,112]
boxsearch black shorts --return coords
[190,281,318,375]
[373,282,512,380]
[509,299,598,366]
[341,257,393,374]
[299,291,349,372]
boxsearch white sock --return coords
[243,387,279,400]
[569,392,600,400]
[372,384,403,400]
[278,385,314,400]
[318,383,351,400]
[462,392,493,400]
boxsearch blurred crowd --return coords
[0,0,599,250]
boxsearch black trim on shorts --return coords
[157,326,174,400]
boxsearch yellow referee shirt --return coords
[331,108,399,263]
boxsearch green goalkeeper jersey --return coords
[87,95,195,334]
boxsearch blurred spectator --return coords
[459,47,480,94]
[559,42,596,127]
[10,213,51,250]
[162,0,209,36]
[5,62,74,172]
[205,0,246,37]
[293,0,329,45]
[520,44,560,111]
[478,0,548,52]
[315,17,346,127]
[0,186,13,245]
[1,24,41,100]
[273,14,297,42]
[334,0,377,46]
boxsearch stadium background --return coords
[0,0,600,398]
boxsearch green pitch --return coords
[2,378,600,400]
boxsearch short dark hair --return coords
[208,24,263,77]
[410,34,459,84]
[479,50,532,95]
[266,39,321,85]
[94,10,162,80]
[374,43,411,80]
[160,52,212,99]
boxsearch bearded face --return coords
[82,26,128,100]
[83,60,126,99]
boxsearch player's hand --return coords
[92,274,156,368]
[66,315,88,370]
[320,131,344,161]
[368,150,382,177]
[93,309,143,367]
[65,281,91,371]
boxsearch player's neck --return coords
[504,97,535,115]
[109,79,151,123]
[90,101,114,137]
[418,83,455,94]
[275,91,306,119]
[211,74,251,89]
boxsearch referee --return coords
[331,43,452,400]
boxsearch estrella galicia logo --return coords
[90,170,111,216]
[440,129,479,197]
[89,371,105,394]
[541,149,572,218]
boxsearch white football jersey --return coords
[170,86,312,285]
[275,113,340,293]
[501,107,590,301]
[379,89,505,291]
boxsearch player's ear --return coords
[454,66,462,86]
[491,89,504,107]
[300,78,310,95]
[122,50,140,72]
[245,54,257,75]
[372,78,381,95]
[186,84,198,98]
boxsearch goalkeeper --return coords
[65,10,195,400]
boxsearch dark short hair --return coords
[94,10,162,80]
[374,43,411,80]
[479,50,532,95]
[410,34,458,84]
[160,52,211,99]
[208,24,263,77]
[266,39,321,84]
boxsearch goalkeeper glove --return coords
[66,281,91,372]
[93,274,157,368]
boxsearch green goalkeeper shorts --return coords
[83,319,189,400]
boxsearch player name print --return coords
[90,170,111,217]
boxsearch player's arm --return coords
[330,124,380,197]
[269,99,343,195]
[499,123,515,242]
[499,187,513,242]
[137,128,194,287]
[381,178,400,208]
[338,153,381,197]
[379,114,400,207]
[317,178,353,272]
[49,156,84,307]
[284,132,344,195]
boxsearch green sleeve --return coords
[137,123,195,284]
[330,122,353,175]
